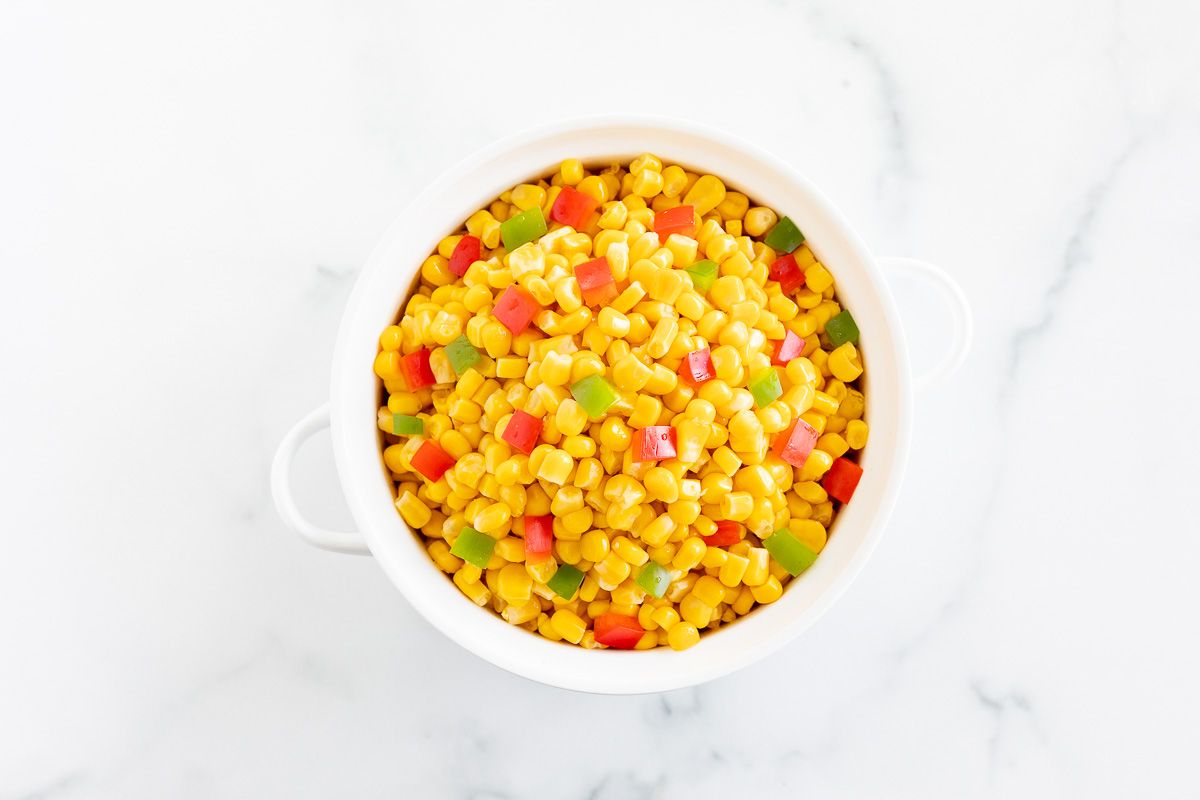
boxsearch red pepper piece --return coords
[501,409,543,455]
[702,521,744,547]
[493,285,541,335]
[447,235,481,277]
[633,426,677,462]
[523,514,554,562]
[771,330,804,366]
[550,186,598,229]
[653,205,696,242]
[400,348,436,390]
[772,418,820,468]
[575,257,618,307]
[678,348,715,386]
[822,457,863,503]
[593,613,644,649]
[769,253,806,293]
[410,440,456,482]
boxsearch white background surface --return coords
[3,1,1199,797]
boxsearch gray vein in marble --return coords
[6,771,86,800]
[584,771,662,800]
[972,682,1040,780]
[1003,138,1142,396]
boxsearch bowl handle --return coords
[271,403,370,555]
[879,257,974,392]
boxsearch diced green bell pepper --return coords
[445,334,481,376]
[764,529,818,576]
[748,368,782,408]
[449,526,496,569]
[547,563,585,599]
[635,561,671,598]
[684,259,718,293]
[570,374,619,418]
[500,207,547,250]
[824,310,859,347]
[764,216,805,253]
[392,414,424,435]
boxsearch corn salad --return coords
[374,154,868,651]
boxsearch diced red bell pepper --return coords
[769,253,806,294]
[593,613,644,649]
[410,440,456,482]
[702,521,744,547]
[501,409,543,455]
[400,348,436,390]
[823,457,863,503]
[550,186,598,229]
[633,426,677,462]
[523,514,554,562]
[678,348,715,386]
[447,235,481,277]
[772,418,820,468]
[493,285,541,335]
[653,205,696,242]
[771,330,804,366]
[575,257,619,306]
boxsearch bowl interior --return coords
[330,117,911,693]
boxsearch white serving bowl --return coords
[272,116,972,694]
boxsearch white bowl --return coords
[272,116,972,694]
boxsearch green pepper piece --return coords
[547,564,585,600]
[445,334,481,376]
[500,207,548,250]
[635,561,671,598]
[748,368,782,408]
[449,526,496,569]
[764,216,805,253]
[764,529,818,576]
[824,310,859,347]
[570,374,619,418]
[684,259,718,293]
[392,414,424,435]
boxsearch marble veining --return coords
[3,0,1199,797]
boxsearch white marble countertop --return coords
[4,1,1199,797]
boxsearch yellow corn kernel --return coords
[797,448,834,482]
[611,579,647,606]
[750,575,783,604]
[631,168,664,198]
[576,175,610,204]
[741,547,770,587]
[668,621,700,650]
[805,263,834,293]
[612,536,649,566]
[596,307,631,339]
[669,537,705,572]
[496,562,533,604]
[537,449,574,485]
[428,540,463,573]
[718,552,750,587]
[580,530,610,563]
[659,164,686,198]
[550,609,588,644]
[692,575,726,607]
[643,364,676,396]
[597,416,632,451]
[719,491,753,521]
[595,553,633,589]
[644,466,681,503]
[510,183,546,212]
[817,432,850,459]
[560,158,584,186]
[538,350,572,387]
[396,490,432,528]
[846,419,869,450]
[680,594,713,628]
[799,410,826,436]
[683,175,726,215]
[473,502,512,535]
[828,342,863,382]
[638,512,675,547]
[743,206,777,237]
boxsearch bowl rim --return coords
[329,114,912,693]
